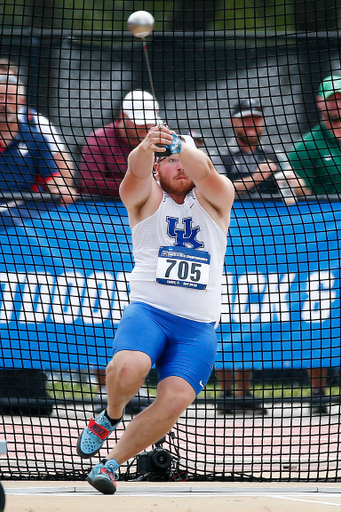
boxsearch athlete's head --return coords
[0,74,25,125]
[154,154,195,197]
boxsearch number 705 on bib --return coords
[156,246,211,290]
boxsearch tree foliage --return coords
[0,0,339,32]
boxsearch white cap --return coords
[179,134,196,149]
[122,90,160,126]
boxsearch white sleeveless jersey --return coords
[129,189,227,323]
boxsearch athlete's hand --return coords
[142,124,174,153]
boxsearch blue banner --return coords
[0,199,340,370]
[216,200,341,370]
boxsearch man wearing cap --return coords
[79,90,160,197]
[212,98,300,415]
[211,98,286,196]
[0,73,74,203]
[288,74,341,415]
[80,89,160,413]
[288,75,341,195]
[76,125,235,494]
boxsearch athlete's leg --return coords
[105,303,167,418]
[104,376,196,465]
[106,350,152,419]
[77,303,166,460]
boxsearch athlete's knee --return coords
[168,395,193,418]
[107,351,151,387]
[156,377,196,417]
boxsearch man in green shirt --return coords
[288,75,341,195]
[288,75,341,414]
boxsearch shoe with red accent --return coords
[76,410,120,458]
[87,458,119,495]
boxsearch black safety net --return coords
[0,1,340,482]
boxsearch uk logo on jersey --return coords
[166,216,204,249]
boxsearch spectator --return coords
[288,75,341,195]
[0,58,77,204]
[212,98,274,414]
[81,89,161,413]
[288,74,341,415]
[211,98,303,202]
[0,73,75,203]
[79,90,160,197]
[213,98,302,414]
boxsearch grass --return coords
[198,382,340,400]
[46,374,340,403]
[45,379,98,401]
[46,378,158,401]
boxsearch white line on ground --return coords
[5,489,341,499]
[267,495,341,507]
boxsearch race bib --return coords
[156,246,210,290]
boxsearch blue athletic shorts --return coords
[113,301,217,395]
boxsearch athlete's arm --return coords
[178,143,235,225]
[119,125,173,211]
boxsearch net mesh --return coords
[0,0,341,482]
